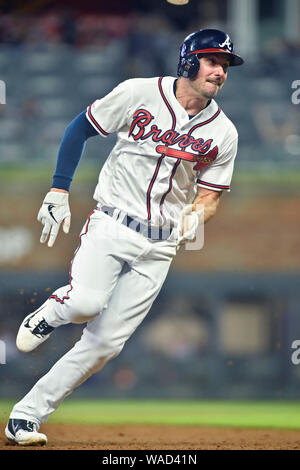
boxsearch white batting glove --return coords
[177,204,199,247]
[37,191,71,247]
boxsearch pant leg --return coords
[10,239,175,424]
[45,210,128,326]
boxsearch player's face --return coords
[191,54,229,99]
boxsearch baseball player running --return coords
[5,29,243,446]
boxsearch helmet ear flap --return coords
[177,54,200,79]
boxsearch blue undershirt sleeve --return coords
[52,111,98,191]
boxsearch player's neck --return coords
[175,78,209,115]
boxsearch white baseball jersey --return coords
[86,76,238,228]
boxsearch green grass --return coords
[0,163,97,186]
[1,400,300,429]
[0,163,300,189]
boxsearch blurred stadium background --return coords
[0,0,300,404]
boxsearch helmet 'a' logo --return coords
[219,35,232,51]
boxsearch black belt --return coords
[99,205,173,241]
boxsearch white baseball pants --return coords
[10,209,176,424]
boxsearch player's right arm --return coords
[38,79,133,247]
[38,112,98,247]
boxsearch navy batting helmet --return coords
[177,29,244,79]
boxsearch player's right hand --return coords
[37,191,71,247]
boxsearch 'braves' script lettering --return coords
[128,109,218,168]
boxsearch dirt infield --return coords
[1,423,300,450]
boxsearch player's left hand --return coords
[37,191,71,248]
[177,204,199,247]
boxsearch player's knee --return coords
[69,287,110,323]
[100,341,123,362]
[82,329,124,362]
[95,336,124,360]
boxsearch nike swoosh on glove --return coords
[37,191,71,247]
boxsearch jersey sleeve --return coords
[196,133,238,192]
[86,79,132,137]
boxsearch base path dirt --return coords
[1,423,300,450]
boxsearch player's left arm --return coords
[178,188,222,244]
[178,127,238,243]
[191,129,238,227]
[192,186,222,224]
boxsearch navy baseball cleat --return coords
[5,419,47,446]
[16,301,55,352]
